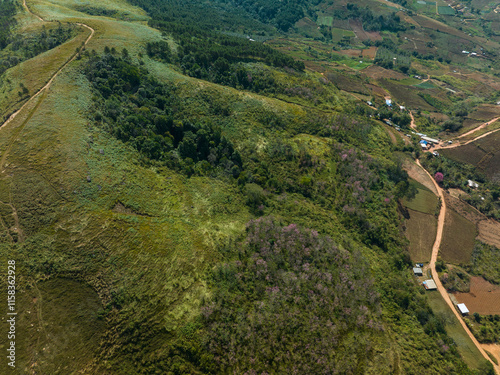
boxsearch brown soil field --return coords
[360,65,407,80]
[403,159,438,194]
[325,72,369,94]
[454,276,500,314]
[405,208,437,262]
[470,73,500,91]
[365,31,382,42]
[338,49,362,58]
[443,192,485,223]
[440,143,486,166]
[429,112,450,122]
[440,208,477,264]
[477,220,500,249]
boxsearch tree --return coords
[434,172,444,183]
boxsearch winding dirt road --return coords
[416,159,499,373]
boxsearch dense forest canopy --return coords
[0,0,17,50]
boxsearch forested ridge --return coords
[0,0,17,50]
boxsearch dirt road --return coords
[434,116,500,151]
[416,159,499,373]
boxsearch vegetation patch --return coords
[440,266,471,292]
[0,23,76,76]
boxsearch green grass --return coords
[405,208,437,262]
[402,180,439,214]
[337,57,372,70]
[415,81,437,89]
[438,6,456,15]
[331,27,354,42]
[397,77,421,85]
[426,291,485,370]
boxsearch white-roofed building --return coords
[423,279,437,290]
[457,303,469,316]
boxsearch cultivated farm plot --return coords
[478,220,500,249]
[405,208,437,262]
[438,5,456,15]
[454,276,500,314]
[402,181,438,214]
[317,14,334,26]
[331,28,355,43]
[414,81,436,89]
[360,65,407,80]
[440,208,477,264]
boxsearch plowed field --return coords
[454,276,500,315]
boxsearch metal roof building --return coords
[423,279,437,290]
[457,303,469,316]
[413,267,423,276]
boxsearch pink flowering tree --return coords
[434,172,444,184]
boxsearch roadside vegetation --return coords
[466,241,500,285]
[466,314,500,344]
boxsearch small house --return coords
[385,98,392,106]
[413,267,423,276]
[423,279,437,290]
[457,303,469,316]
